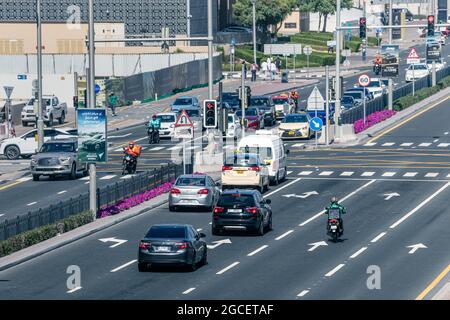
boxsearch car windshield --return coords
[342,96,354,104]
[236,109,258,117]
[238,146,272,161]
[223,93,239,101]
[411,64,427,70]
[27,98,50,106]
[225,154,259,167]
[146,226,186,239]
[40,142,75,153]
[283,114,308,123]
[228,115,235,123]
[250,98,269,106]
[174,98,192,105]
[175,177,206,187]
[272,98,288,104]
[183,109,200,117]
[157,115,175,123]
[367,81,381,87]
[344,92,362,99]
[217,194,255,207]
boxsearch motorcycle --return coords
[148,126,160,144]
[373,63,381,75]
[122,151,137,175]
[327,218,342,243]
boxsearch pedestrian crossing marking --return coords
[403,172,418,177]
[425,173,439,178]
[150,147,165,151]
[340,172,354,176]
[319,171,333,176]
[287,171,293,175]
[364,143,377,147]
[298,171,313,176]
[80,176,90,180]
[382,143,395,146]
[382,172,396,177]
[438,143,450,147]
[292,143,305,147]
[400,143,413,147]
[361,172,375,176]
[419,143,432,147]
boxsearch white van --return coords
[237,130,288,185]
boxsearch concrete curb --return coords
[0,194,170,272]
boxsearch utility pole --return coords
[88,0,97,217]
[207,0,213,99]
[36,0,44,150]
[334,0,342,139]
[187,0,191,46]
[388,0,393,111]
[389,0,393,44]
[251,0,257,65]
[325,66,330,146]
[241,64,246,139]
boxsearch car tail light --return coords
[198,188,209,195]
[245,207,258,216]
[213,207,224,218]
[248,166,260,172]
[176,242,188,250]
[170,188,181,194]
[222,165,233,171]
[139,242,151,249]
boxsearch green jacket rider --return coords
[325,196,346,233]
[148,114,161,129]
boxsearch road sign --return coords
[174,110,194,139]
[406,48,421,64]
[17,75,27,80]
[343,59,350,67]
[358,74,371,87]
[95,84,101,95]
[342,49,351,57]
[307,86,325,111]
[303,45,312,56]
[3,86,14,99]
[175,110,194,127]
[264,44,302,55]
[309,117,323,132]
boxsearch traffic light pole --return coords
[241,64,246,139]
[334,0,342,140]
[36,0,44,150]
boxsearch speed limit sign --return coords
[358,74,371,87]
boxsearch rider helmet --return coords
[331,196,338,203]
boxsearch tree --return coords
[233,0,297,42]
[299,0,353,32]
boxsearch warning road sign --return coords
[175,110,194,127]
[407,48,420,64]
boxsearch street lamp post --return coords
[36,0,44,150]
[251,0,257,65]
[207,0,213,99]
[334,0,342,140]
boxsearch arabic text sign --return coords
[77,109,107,163]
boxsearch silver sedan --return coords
[169,174,221,211]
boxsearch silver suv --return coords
[30,138,88,181]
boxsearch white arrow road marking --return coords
[207,239,232,249]
[407,243,427,254]
[283,191,319,199]
[384,192,400,200]
[308,241,328,252]
[99,237,128,248]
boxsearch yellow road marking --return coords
[368,96,450,143]
[416,264,450,300]
[0,180,25,191]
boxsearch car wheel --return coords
[212,226,221,236]
[138,262,148,272]
[83,166,89,177]
[69,163,77,180]
[256,220,264,236]
[169,205,176,212]
[59,111,65,125]
[5,145,20,160]
[22,122,28,127]
[46,114,53,127]
[189,253,197,272]
[200,248,208,266]
[32,174,40,181]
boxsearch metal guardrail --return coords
[0,163,184,241]
[341,66,450,124]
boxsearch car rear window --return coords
[175,177,206,186]
[238,146,272,161]
[157,115,175,122]
[40,142,75,153]
[225,155,259,167]
[146,226,186,238]
[272,98,288,104]
[217,194,256,207]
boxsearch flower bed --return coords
[353,110,397,134]
[97,181,174,219]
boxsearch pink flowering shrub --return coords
[97,180,175,219]
[353,110,396,134]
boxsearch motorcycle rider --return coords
[289,90,300,108]
[373,53,382,73]
[148,114,161,143]
[123,141,142,172]
[325,196,346,235]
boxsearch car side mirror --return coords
[215,181,221,187]
[286,149,290,155]
[266,199,272,204]
[200,233,206,238]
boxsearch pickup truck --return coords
[21,95,67,127]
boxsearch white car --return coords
[21,95,67,127]
[358,78,385,99]
[427,59,446,72]
[156,112,177,138]
[405,63,430,82]
[225,113,242,140]
[0,128,76,160]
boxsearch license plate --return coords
[288,131,295,135]
[154,246,171,252]
[236,170,244,174]
[228,209,242,213]
[330,226,337,230]
[180,200,195,204]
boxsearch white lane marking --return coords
[447,173,450,178]
[114,147,124,152]
[182,288,196,295]
[287,171,293,175]
[168,146,182,151]
[400,143,413,147]
[419,143,431,147]
[404,172,418,177]
[17,177,32,182]
[319,171,334,176]
[350,247,368,259]
[361,172,375,177]
[445,132,449,135]
[263,178,301,198]
[275,230,294,240]
[67,286,82,294]
[340,171,354,176]
[298,171,313,176]
[0,214,4,217]
[110,260,137,273]
[109,133,132,139]
[292,143,305,147]
[382,172,396,177]
[216,262,240,275]
[390,182,450,229]
[364,143,377,146]
[100,175,117,180]
[297,290,310,297]
[371,232,387,243]
[196,228,202,232]
[425,172,439,178]
[325,264,345,277]
[434,139,439,143]
[57,190,67,195]
[382,142,395,146]
[120,175,136,179]
[84,181,90,185]
[438,143,450,147]
[150,147,165,151]
[299,180,376,227]
[80,176,90,180]
[247,245,269,256]
[27,202,37,206]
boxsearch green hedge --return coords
[0,211,94,258]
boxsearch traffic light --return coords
[427,15,435,37]
[73,96,79,110]
[203,100,218,129]
[359,17,366,39]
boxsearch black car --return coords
[250,96,276,126]
[212,189,272,236]
[138,224,207,272]
[222,92,240,111]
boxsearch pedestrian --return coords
[251,62,258,82]
[261,60,268,81]
[270,62,277,81]
[109,92,118,116]
[275,56,282,73]
[241,60,247,79]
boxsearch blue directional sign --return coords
[310,117,323,132]
[17,74,27,80]
[95,84,101,95]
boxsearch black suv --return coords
[212,189,272,236]
[249,96,276,126]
